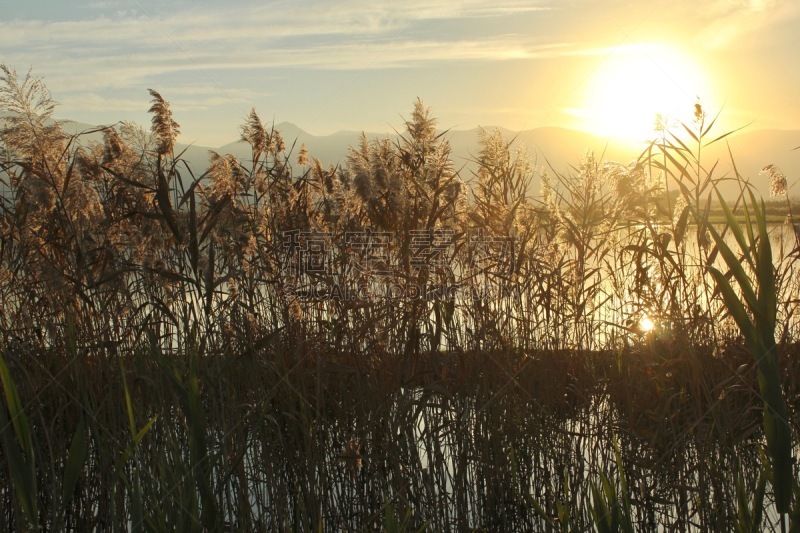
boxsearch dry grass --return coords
[0,65,799,530]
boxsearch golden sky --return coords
[2,0,798,146]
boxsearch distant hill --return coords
[216,123,639,177]
[37,118,800,200]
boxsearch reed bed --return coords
[1,64,799,530]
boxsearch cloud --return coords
[692,0,800,49]
[0,1,563,132]
[2,1,550,45]
[57,86,262,114]
[0,3,576,97]
[32,37,577,93]
[10,0,794,142]
[57,93,146,113]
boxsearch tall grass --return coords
[0,64,798,530]
[651,107,794,525]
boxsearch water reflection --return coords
[223,375,795,530]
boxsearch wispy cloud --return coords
[0,3,573,95]
[9,35,577,79]
[0,0,562,137]
[2,1,551,44]
[4,0,797,144]
[57,86,261,114]
[690,0,800,49]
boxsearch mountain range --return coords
[57,119,800,200]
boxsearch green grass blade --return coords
[590,480,612,533]
[0,354,39,526]
[736,472,752,530]
[122,368,137,438]
[705,225,760,317]
[752,196,778,330]
[762,385,793,514]
[0,403,38,527]
[61,414,88,508]
[707,266,755,345]
[714,189,755,270]
[0,355,32,454]
[753,466,766,530]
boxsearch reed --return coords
[651,106,795,523]
[0,64,798,530]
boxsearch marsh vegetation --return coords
[0,64,799,531]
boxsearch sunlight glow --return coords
[639,315,656,333]
[579,44,713,145]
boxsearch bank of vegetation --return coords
[1,64,799,530]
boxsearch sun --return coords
[578,44,713,145]
[639,315,655,333]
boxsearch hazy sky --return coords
[3,0,799,147]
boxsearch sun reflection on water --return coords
[639,315,656,333]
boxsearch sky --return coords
[2,0,800,147]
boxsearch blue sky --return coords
[3,0,799,146]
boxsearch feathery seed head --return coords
[762,164,788,196]
[147,89,180,155]
[297,143,309,166]
[241,108,268,154]
[103,129,125,163]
